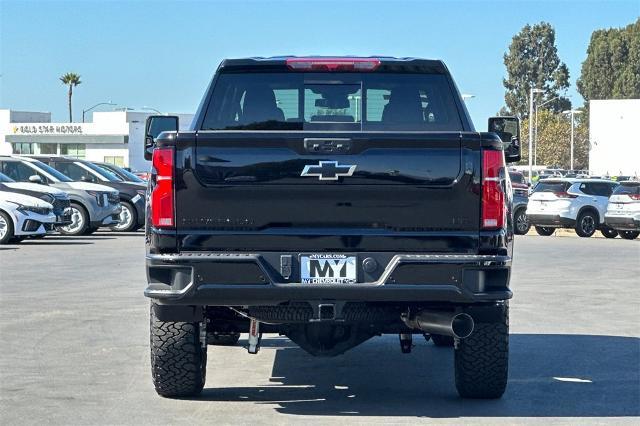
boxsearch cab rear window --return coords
[201,73,463,131]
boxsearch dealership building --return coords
[588,99,640,177]
[0,109,193,172]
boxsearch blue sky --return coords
[1,0,638,126]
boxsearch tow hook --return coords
[399,333,412,353]
[248,318,262,354]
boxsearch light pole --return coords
[534,96,559,166]
[142,106,163,114]
[563,109,582,170]
[82,101,116,123]
[529,87,544,183]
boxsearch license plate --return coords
[300,254,357,284]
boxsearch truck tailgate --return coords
[174,131,481,253]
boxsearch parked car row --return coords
[0,154,148,244]
[522,178,639,239]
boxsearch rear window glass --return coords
[533,181,570,193]
[613,183,640,195]
[201,72,463,131]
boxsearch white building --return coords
[0,109,194,172]
[589,99,640,177]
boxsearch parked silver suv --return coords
[0,156,121,235]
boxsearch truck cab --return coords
[143,57,520,399]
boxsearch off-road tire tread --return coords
[454,306,508,399]
[150,303,206,398]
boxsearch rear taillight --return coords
[151,147,174,228]
[629,194,640,201]
[481,150,506,229]
[554,192,578,199]
[286,57,381,72]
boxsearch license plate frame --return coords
[300,254,357,284]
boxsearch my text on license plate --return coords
[300,254,357,284]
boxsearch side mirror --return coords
[488,116,521,163]
[28,175,43,184]
[144,115,179,161]
[80,175,93,183]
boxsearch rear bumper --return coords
[145,252,512,306]
[527,213,575,228]
[604,215,640,231]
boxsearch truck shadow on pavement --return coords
[201,334,639,418]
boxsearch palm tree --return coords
[59,72,82,122]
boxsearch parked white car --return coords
[526,178,619,238]
[604,181,640,240]
[0,191,56,244]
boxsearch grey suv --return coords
[0,156,121,235]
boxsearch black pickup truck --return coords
[143,57,521,399]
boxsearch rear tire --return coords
[575,211,597,238]
[150,303,206,398]
[0,211,15,244]
[620,231,639,240]
[454,305,509,399]
[432,334,454,347]
[600,226,618,239]
[514,208,530,235]
[534,226,555,236]
[58,203,89,236]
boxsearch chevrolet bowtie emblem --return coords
[300,161,356,181]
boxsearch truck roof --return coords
[218,56,448,74]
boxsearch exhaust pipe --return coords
[402,310,474,339]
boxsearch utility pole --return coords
[563,109,582,170]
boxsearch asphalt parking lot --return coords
[0,233,638,425]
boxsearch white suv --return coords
[604,181,640,240]
[0,191,56,244]
[527,178,619,238]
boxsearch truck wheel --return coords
[513,208,530,235]
[208,332,240,346]
[0,211,15,244]
[534,226,555,236]
[150,303,206,398]
[431,334,454,347]
[600,226,618,238]
[575,211,597,237]
[58,203,89,236]
[454,306,509,399]
[620,231,639,240]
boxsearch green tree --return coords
[577,19,640,101]
[519,109,589,170]
[59,72,82,122]
[502,22,571,118]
